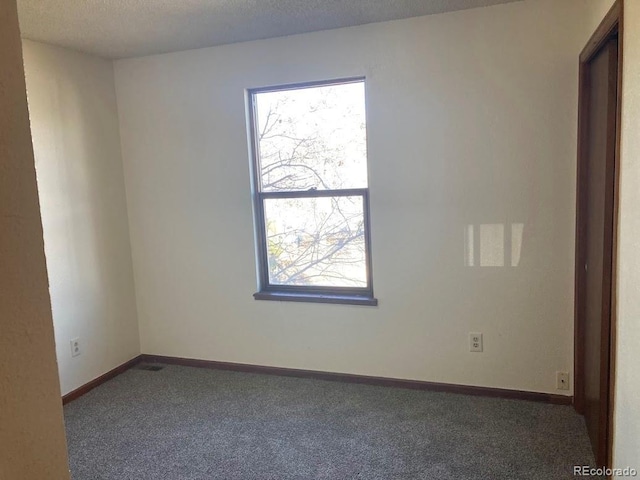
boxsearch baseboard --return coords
[141,354,573,405]
[62,355,143,405]
[61,353,573,406]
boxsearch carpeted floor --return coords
[64,364,598,480]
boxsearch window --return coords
[248,79,376,306]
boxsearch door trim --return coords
[574,0,623,468]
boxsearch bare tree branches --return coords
[254,83,368,287]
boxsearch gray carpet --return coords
[64,364,598,480]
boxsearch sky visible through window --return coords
[254,81,369,288]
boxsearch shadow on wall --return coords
[464,223,525,267]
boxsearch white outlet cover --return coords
[469,332,483,352]
[556,371,570,390]
[70,338,81,357]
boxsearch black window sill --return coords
[253,291,378,306]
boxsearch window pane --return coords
[254,82,367,191]
[263,196,367,287]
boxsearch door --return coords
[575,33,619,466]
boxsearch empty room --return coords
[2,0,640,479]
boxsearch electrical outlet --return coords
[469,332,483,352]
[70,338,81,357]
[557,371,570,390]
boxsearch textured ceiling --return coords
[18,0,521,59]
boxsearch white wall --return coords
[613,0,640,472]
[114,0,596,395]
[23,40,140,396]
[0,2,70,477]
[584,0,616,33]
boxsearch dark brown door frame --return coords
[574,0,623,469]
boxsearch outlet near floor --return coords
[70,338,81,357]
[469,332,483,352]
[556,371,570,390]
